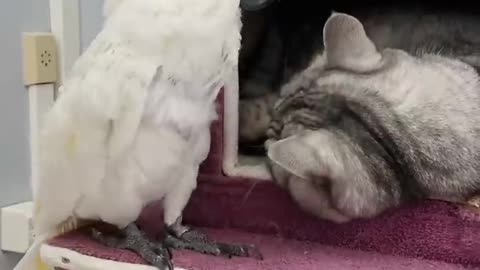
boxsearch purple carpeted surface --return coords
[47,176,480,269]
[49,226,471,270]
[147,176,480,268]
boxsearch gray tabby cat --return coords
[238,8,285,151]
[264,11,480,223]
[238,6,480,151]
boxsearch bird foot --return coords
[165,225,263,260]
[91,223,263,270]
[91,223,174,270]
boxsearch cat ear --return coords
[323,12,383,72]
[267,133,323,180]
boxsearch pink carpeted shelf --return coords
[182,177,480,268]
[42,90,480,269]
[49,226,472,270]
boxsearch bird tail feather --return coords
[13,233,55,270]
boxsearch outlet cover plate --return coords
[22,32,58,86]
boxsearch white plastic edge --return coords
[221,66,272,180]
[49,0,80,92]
[41,244,187,270]
[28,84,55,186]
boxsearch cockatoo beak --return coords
[240,0,276,11]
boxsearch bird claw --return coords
[179,229,209,243]
[166,227,263,260]
[90,227,128,249]
[164,233,223,257]
[91,223,263,270]
[151,254,174,270]
[90,223,175,270]
[244,244,264,260]
[216,242,264,260]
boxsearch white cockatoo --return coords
[13,0,261,269]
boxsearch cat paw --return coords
[466,196,480,208]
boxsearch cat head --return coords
[265,11,480,221]
[263,12,392,220]
[278,12,390,98]
[267,10,479,179]
[266,13,383,183]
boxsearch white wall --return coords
[0,2,105,269]
[0,1,50,269]
[0,1,109,268]
[0,0,50,208]
[79,1,104,51]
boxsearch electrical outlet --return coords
[22,32,58,86]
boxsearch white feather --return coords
[103,0,126,18]
[15,0,241,269]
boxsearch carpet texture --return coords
[46,176,480,269]
[49,226,471,270]
[160,177,480,268]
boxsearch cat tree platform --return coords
[40,85,480,269]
